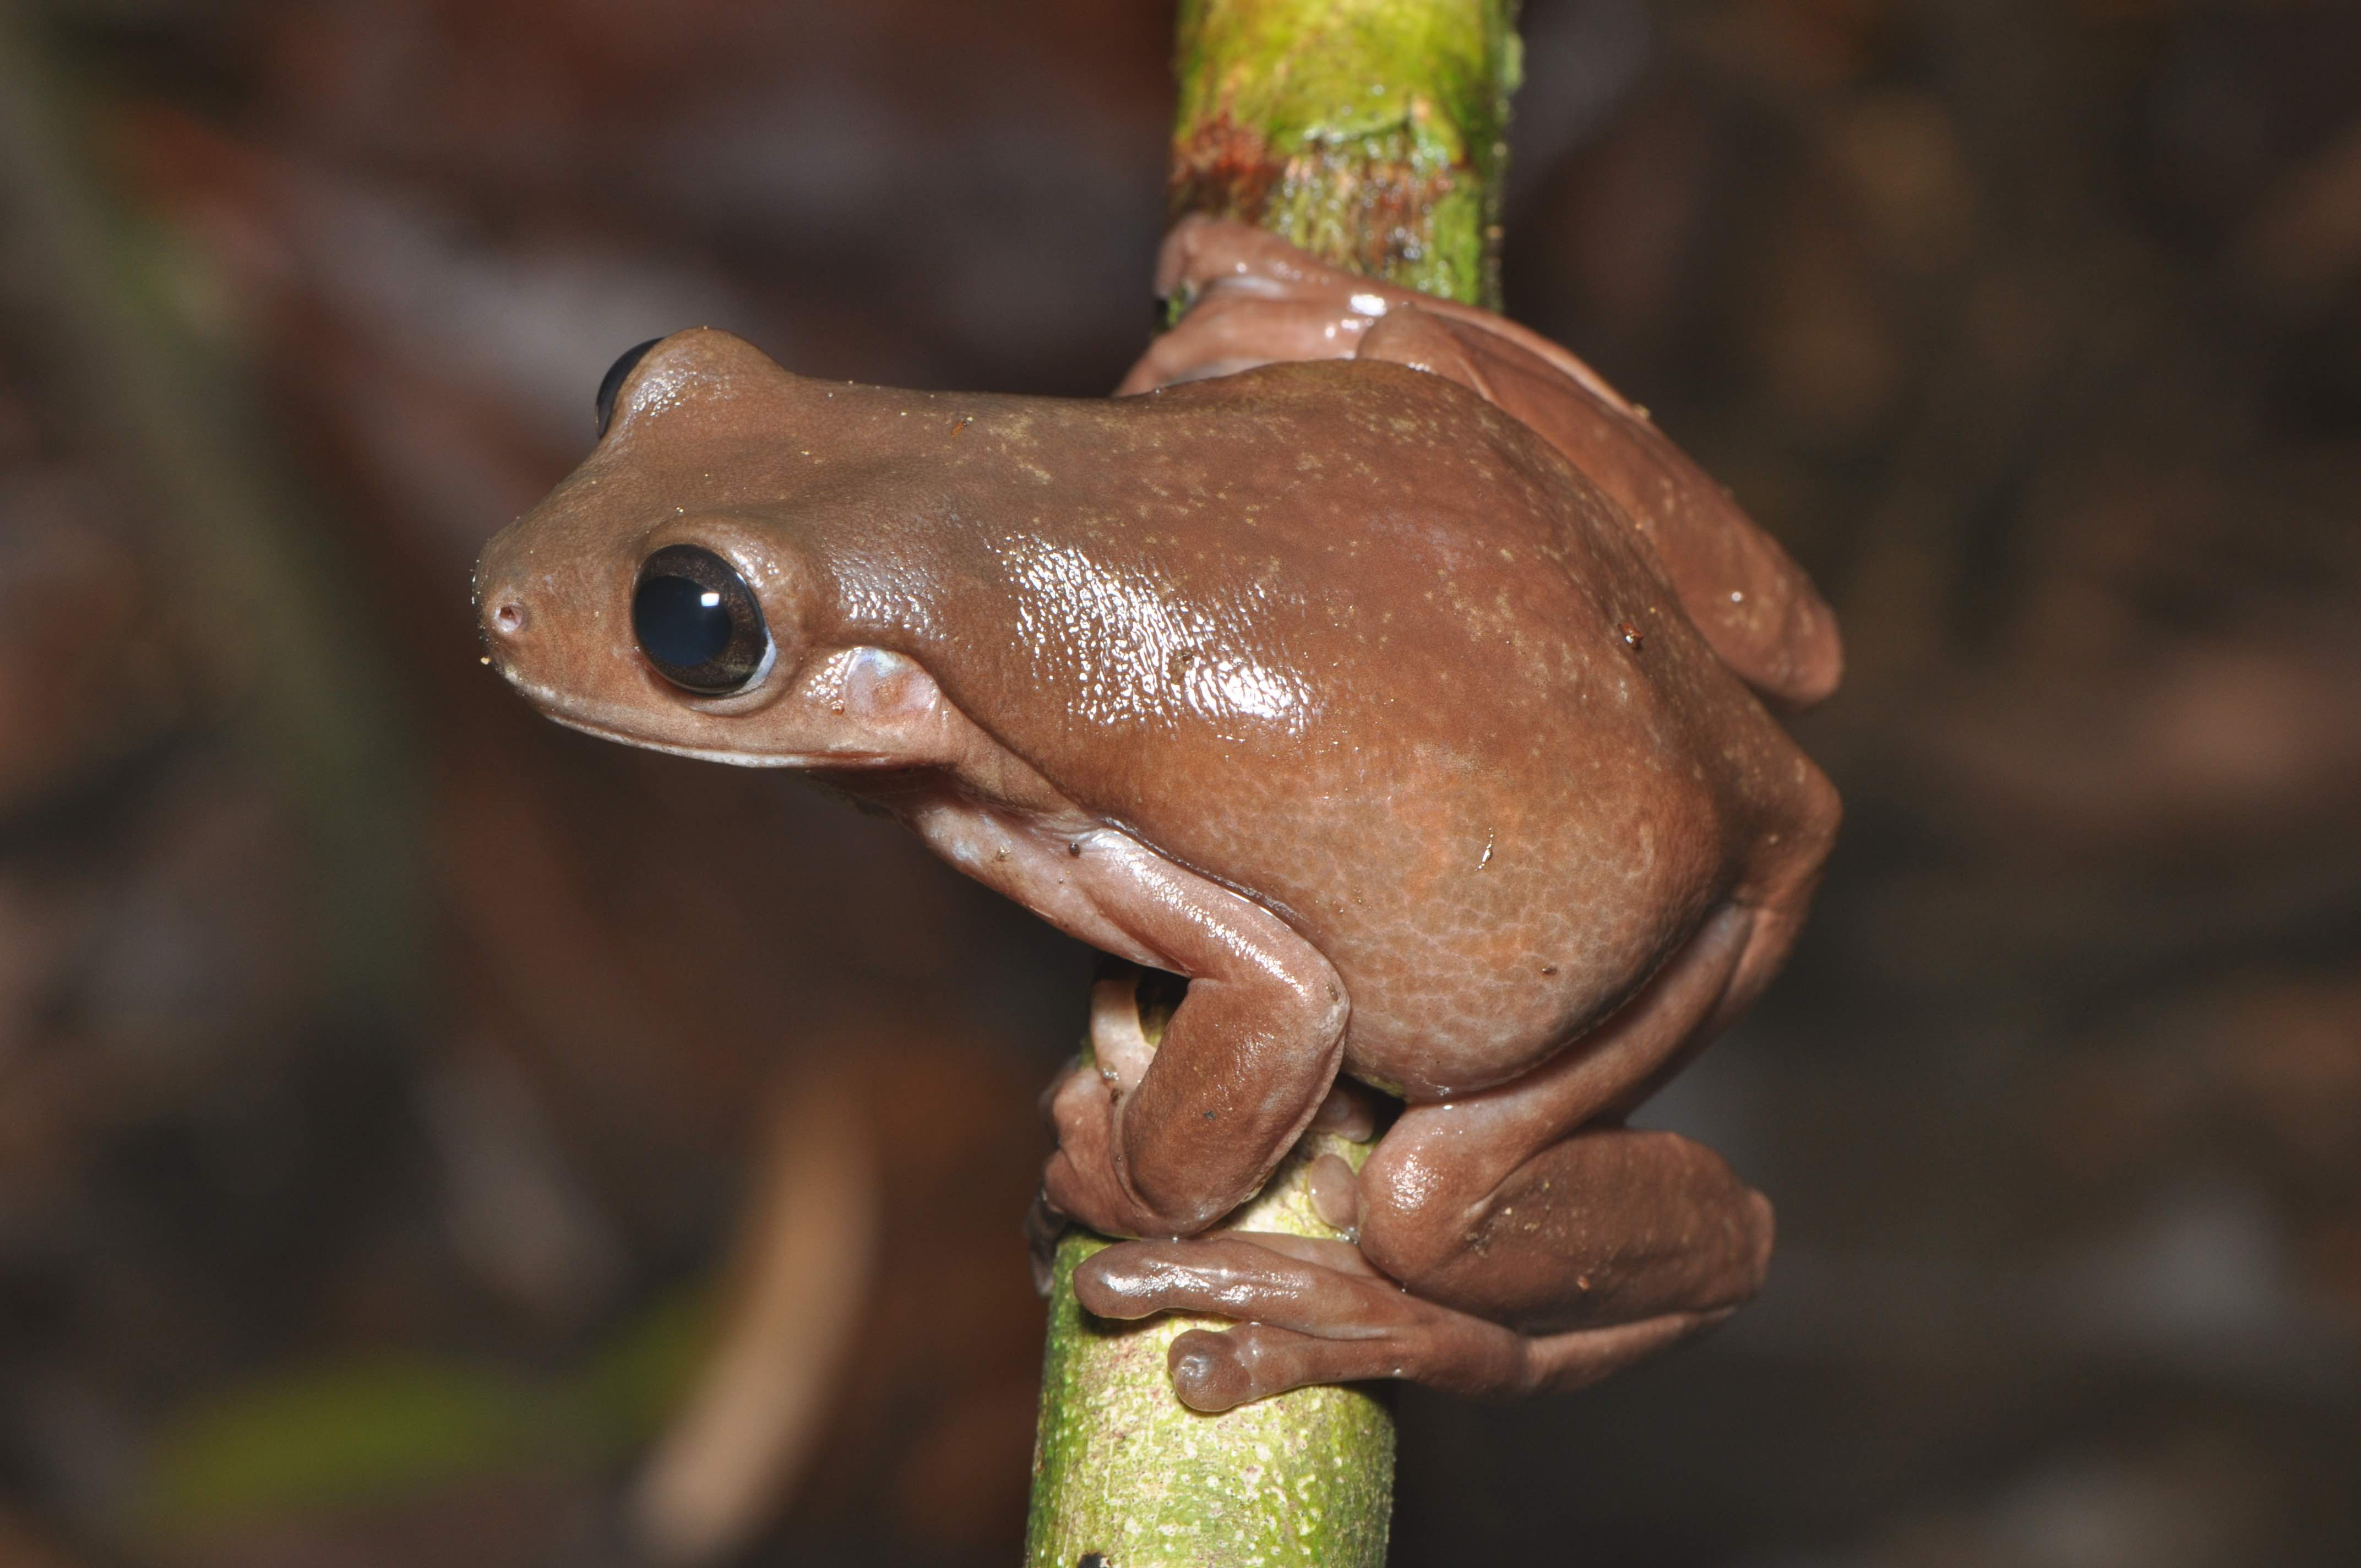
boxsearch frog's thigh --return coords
[1354,306,1845,708]
[1356,904,1776,1333]
[1362,1125,1774,1338]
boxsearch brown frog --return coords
[474,217,1841,1412]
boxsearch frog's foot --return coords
[1114,215,1628,412]
[1073,1233,1726,1411]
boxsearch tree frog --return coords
[475,217,1841,1412]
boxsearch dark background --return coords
[0,0,2355,1564]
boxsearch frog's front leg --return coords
[893,783,1349,1239]
[1076,905,1776,1407]
[1038,831,1349,1237]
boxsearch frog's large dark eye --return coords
[632,545,773,695]
[595,338,663,437]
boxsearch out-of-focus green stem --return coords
[1171,0,1522,309]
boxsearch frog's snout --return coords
[472,531,540,680]
[476,579,534,688]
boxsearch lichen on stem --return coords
[1170,0,1522,310]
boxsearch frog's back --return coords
[869,361,1802,1098]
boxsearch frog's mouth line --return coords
[542,710,819,768]
[516,690,899,772]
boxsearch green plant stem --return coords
[1026,971,1390,1568]
[1027,8,1521,1562]
[1171,0,1522,309]
[1025,1119,1389,1568]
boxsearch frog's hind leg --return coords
[1352,306,1843,709]
[1348,901,1780,1333]
[1073,1231,1733,1410]
[1074,904,1778,1406]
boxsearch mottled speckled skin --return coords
[475,220,1840,1407]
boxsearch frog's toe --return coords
[1167,1324,1356,1411]
[1073,1233,1369,1323]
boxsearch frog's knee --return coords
[1789,750,1842,875]
[1353,1148,1478,1291]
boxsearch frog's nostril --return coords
[492,601,527,637]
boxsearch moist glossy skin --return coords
[476,218,1841,1410]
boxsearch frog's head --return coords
[475,329,943,767]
